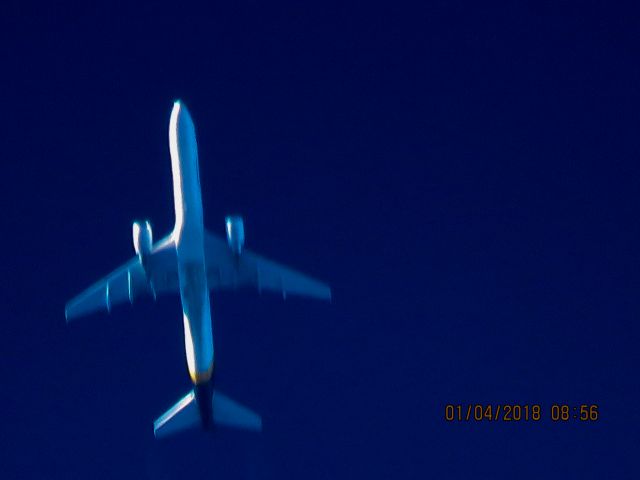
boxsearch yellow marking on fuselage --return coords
[190,362,214,385]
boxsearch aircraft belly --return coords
[178,261,214,384]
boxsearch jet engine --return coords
[225,215,245,255]
[133,220,153,260]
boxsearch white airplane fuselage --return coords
[168,102,215,401]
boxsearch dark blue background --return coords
[2,2,639,478]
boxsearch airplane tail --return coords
[153,389,262,438]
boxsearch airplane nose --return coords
[170,101,195,142]
[177,104,195,134]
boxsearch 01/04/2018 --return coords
[444,404,599,422]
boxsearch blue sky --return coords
[1,2,639,478]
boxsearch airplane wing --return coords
[204,231,331,301]
[65,237,179,321]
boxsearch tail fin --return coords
[153,389,262,438]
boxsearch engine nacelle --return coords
[132,220,153,259]
[225,215,245,255]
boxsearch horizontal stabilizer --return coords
[153,389,262,438]
[153,391,199,439]
[213,392,262,431]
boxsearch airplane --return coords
[65,100,331,438]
